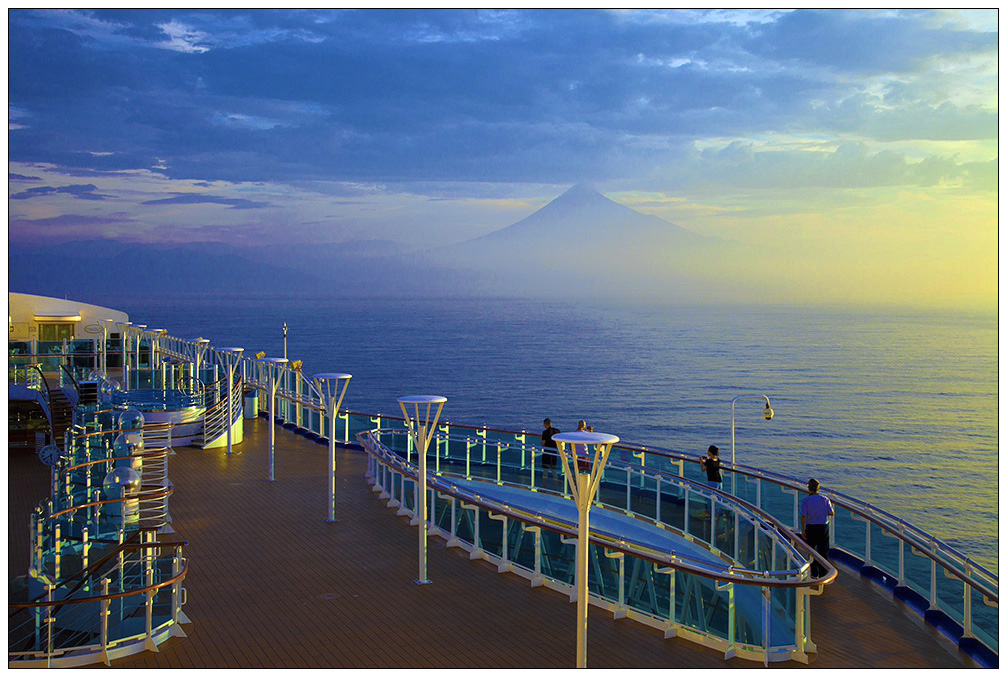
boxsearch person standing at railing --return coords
[541,418,560,475]
[574,419,590,471]
[800,478,835,577]
[700,445,722,489]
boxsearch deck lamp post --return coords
[148,329,166,370]
[115,322,132,390]
[219,348,245,455]
[98,319,115,378]
[257,357,289,481]
[192,338,210,382]
[282,323,288,360]
[730,394,774,494]
[552,430,620,669]
[133,324,147,374]
[398,395,447,585]
[314,373,352,522]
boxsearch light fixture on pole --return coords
[218,348,245,455]
[314,373,352,522]
[192,337,210,381]
[115,321,132,390]
[282,323,288,360]
[257,357,289,481]
[99,319,114,378]
[552,429,620,669]
[133,324,147,373]
[730,394,774,494]
[398,394,447,585]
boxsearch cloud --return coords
[9,172,42,181]
[9,183,112,200]
[141,193,271,209]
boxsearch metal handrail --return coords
[359,429,837,589]
[337,408,997,600]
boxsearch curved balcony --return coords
[359,427,834,663]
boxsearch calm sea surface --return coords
[106,294,999,573]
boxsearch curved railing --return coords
[359,427,832,663]
[128,332,998,665]
[246,392,997,666]
[10,413,187,667]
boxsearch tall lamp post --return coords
[133,324,147,374]
[313,373,352,522]
[282,323,288,360]
[730,394,774,494]
[98,319,115,378]
[398,395,447,585]
[219,348,245,455]
[553,430,620,669]
[115,321,132,390]
[257,357,289,481]
[192,337,210,382]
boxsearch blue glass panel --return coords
[659,482,686,531]
[832,506,866,561]
[630,472,658,520]
[688,493,712,543]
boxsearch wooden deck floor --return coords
[9,418,979,668]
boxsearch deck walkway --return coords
[8,418,978,668]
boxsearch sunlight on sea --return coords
[110,294,999,573]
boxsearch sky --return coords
[7,8,1000,307]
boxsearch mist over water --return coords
[110,294,998,573]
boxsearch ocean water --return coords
[105,294,998,573]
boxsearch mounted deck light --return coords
[552,429,620,669]
[219,348,245,455]
[257,357,289,481]
[730,394,774,494]
[398,394,447,585]
[314,373,352,522]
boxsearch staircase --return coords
[49,389,75,451]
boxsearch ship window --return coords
[38,323,74,341]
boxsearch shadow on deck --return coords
[8,418,978,668]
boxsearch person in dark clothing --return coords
[800,478,835,578]
[541,418,560,470]
[700,445,722,489]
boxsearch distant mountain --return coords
[425,184,735,297]
[465,183,714,247]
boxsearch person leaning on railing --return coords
[800,478,834,578]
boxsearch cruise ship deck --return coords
[9,417,978,669]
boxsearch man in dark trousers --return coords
[541,418,560,473]
[800,478,835,578]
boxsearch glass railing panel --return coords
[623,555,661,617]
[598,469,628,511]
[770,585,797,649]
[509,521,537,572]
[712,502,735,558]
[733,472,760,506]
[659,481,686,531]
[933,571,966,628]
[432,492,451,532]
[866,521,900,577]
[757,529,774,572]
[902,544,934,599]
[970,584,998,651]
[738,517,757,570]
[477,511,504,558]
[688,493,712,544]
[540,528,575,587]
[832,506,866,562]
[756,482,795,529]
[454,503,475,543]
[630,471,658,520]
[677,572,728,639]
